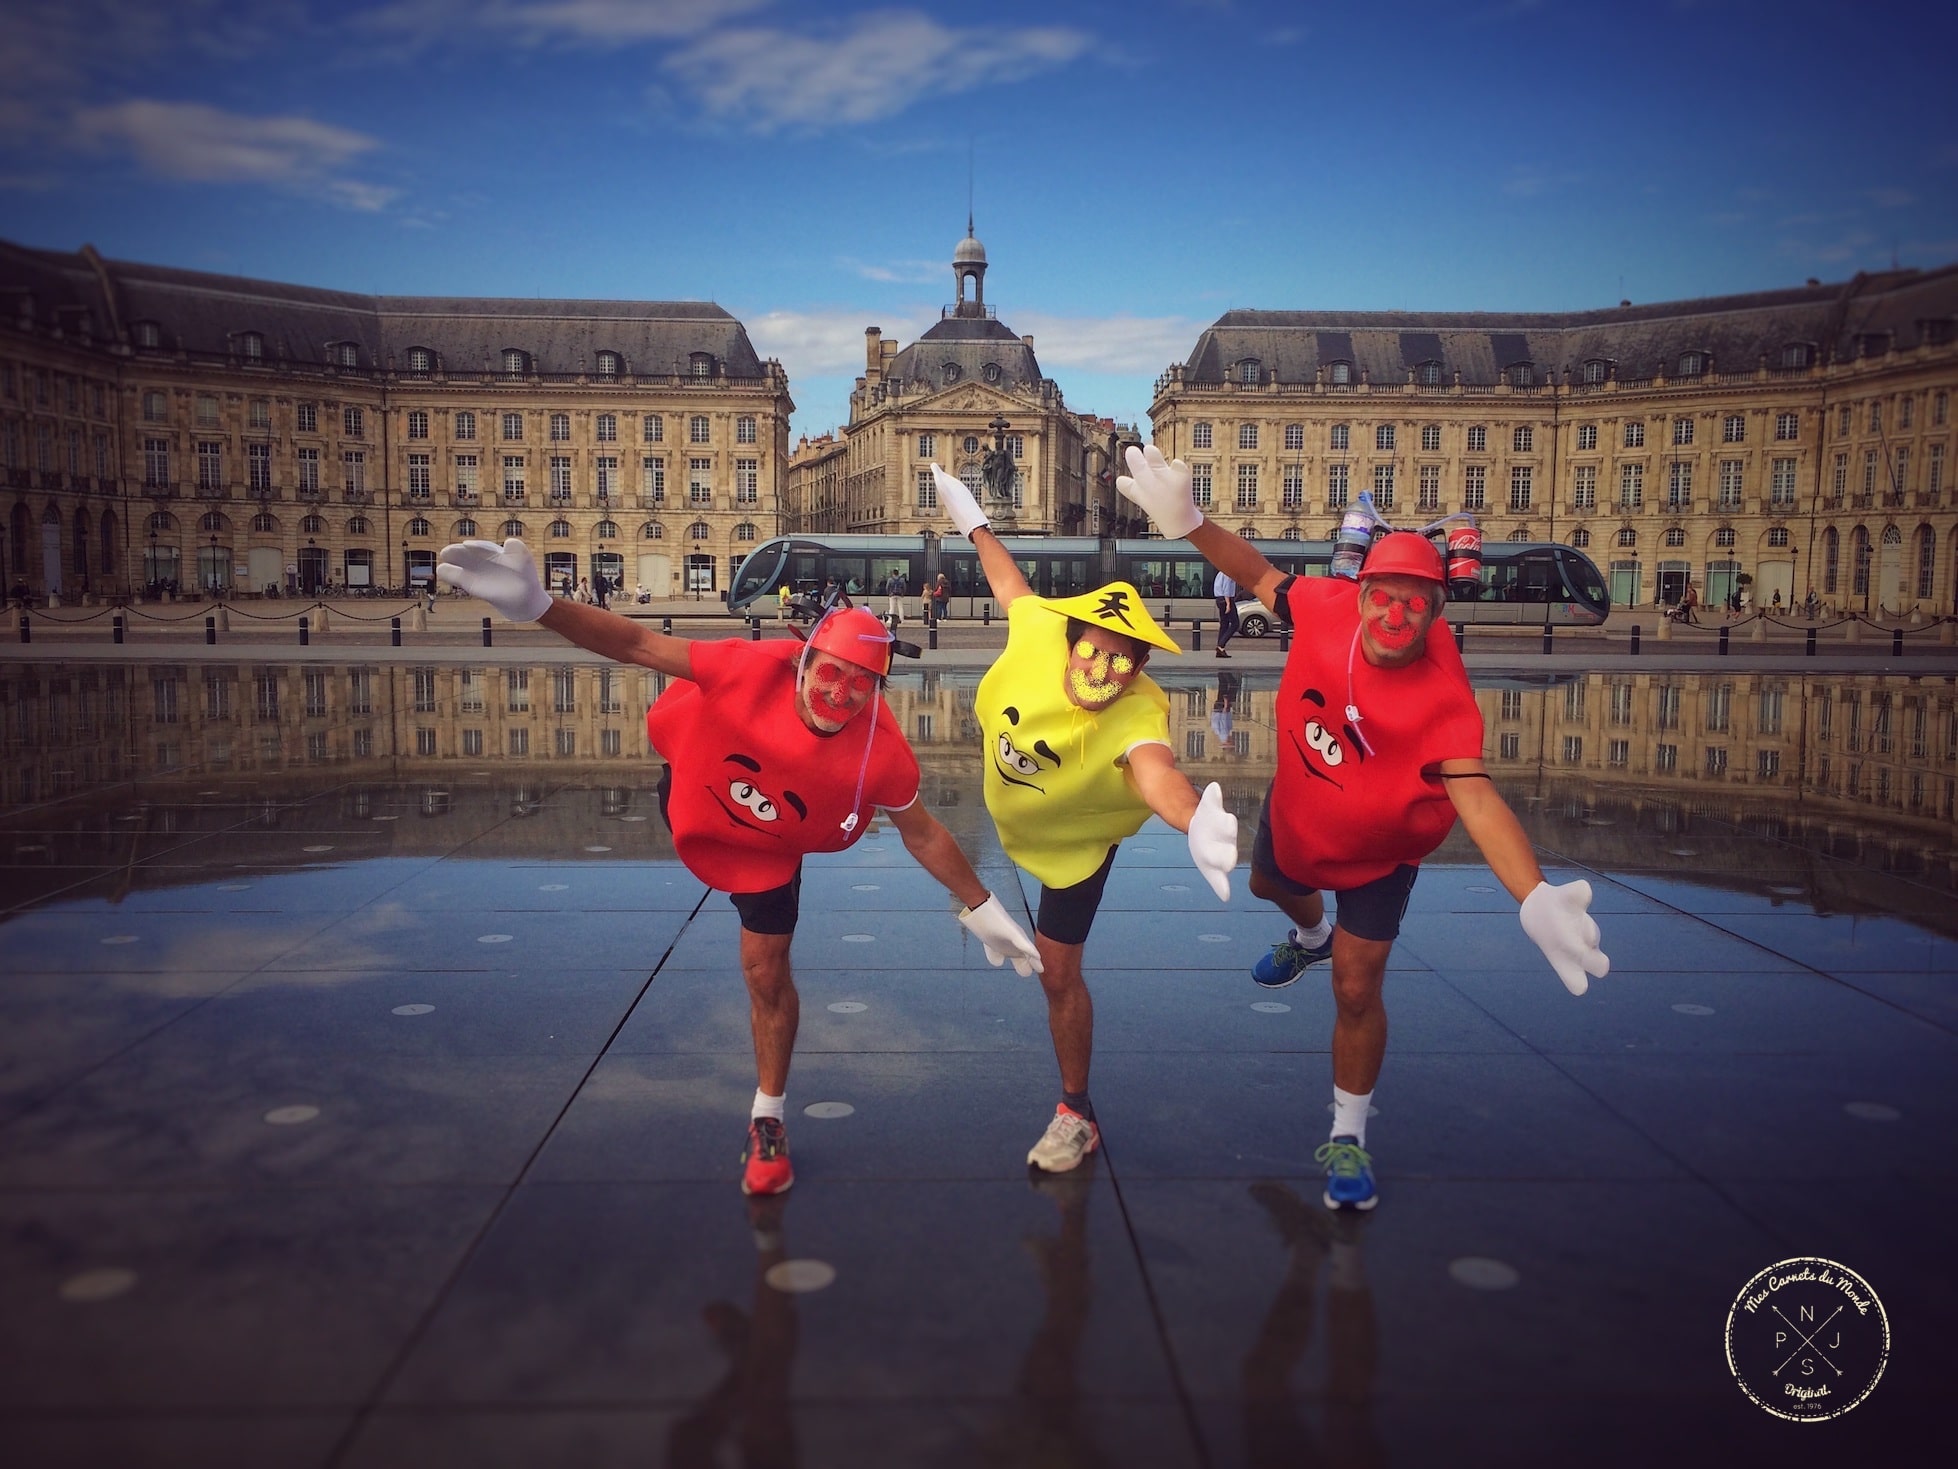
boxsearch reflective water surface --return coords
[0,661,1951,1468]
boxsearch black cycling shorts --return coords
[1035,844,1120,947]
[1250,788,1418,943]
[657,762,803,935]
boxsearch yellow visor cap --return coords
[1035,582,1183,655]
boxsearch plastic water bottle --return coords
[1330,494,1379,579]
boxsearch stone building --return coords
[785,227,1130,541]
[1150,266,1958,616]
[0,238,792,603]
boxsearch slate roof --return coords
[0,238,767,377]
[886,313,1045,389]
[1178,267,1958,387]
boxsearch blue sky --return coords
[4,0,1955,438]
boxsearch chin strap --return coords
[1343,623,1376,758]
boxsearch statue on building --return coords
[982,414,1016,508]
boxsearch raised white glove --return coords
[1519,879,1610,996]
[1116,444,1204,539]
[930,462,989,537]
[958,893,1044,977]
[435,537,552,623]
[1186,782,1237,901]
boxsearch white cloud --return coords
[1009,313,1203,375]
[72,99,395,210]
[839,256,946,285]
[665,12,1093,132]
[1866,187,1915,209]
[361,0,761,49]
[742,308,934,377]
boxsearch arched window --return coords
[251,511,278,533]
[1416,360,1443,387]
[199,510,226,532]
[1582,359,1610,385]
[407,517,430,537]
[501,348,528,378]
[596,351,620,380]
[347,515,370,534]
[594,519,620,539]
[1570,528,1591,548]
[736,521,757,542]
[1281,527,1301,541]
[642,521,664,539]
[1850,526,1872,595]
[148,511,176,532]
[1327,360,1352,386]
[1508,528,1532,541]
[454,517,478,537]
[1617,528,1638,548]
[549,519,572,539]
[1715,526,1736,547]
[301,513,324,534]
[943,362,962,384]
[1664,526,1686,547]
[688,520,710,541]
[502,518,526,538]
[983,363,1002,384]
[1676,350,1707,377]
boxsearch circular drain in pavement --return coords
[99,935,139,945]
[60,1268,137,1303]
[827,1001,868,1014]
[765,1260,836,1293]
[804,1101,855,1119]
[583,845,612,853]
[264,1105,320,1126]
[392,1004,435,1016]
[1672,1003,1716,1016]
[1198,933,1230,943]
[1449,1257,1520,1290]
[840,934,874,943]
[1844,1102,1900,1122]
[1250,1001,1290,1013]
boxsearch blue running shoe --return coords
[1314,1136,1377,1211]
[1252,927,1333,989]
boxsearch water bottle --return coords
[1445,523,1484,599]
[1330,495,1379,580]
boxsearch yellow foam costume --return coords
[975,583,1180,889]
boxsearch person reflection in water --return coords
[669,1197,798,1469]
[1243,1182,1385,1469]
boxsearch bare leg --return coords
[740,927,799,1095]
[1034,933,1093,1096]
[1248,867,1325,933]
[1327,930,1393,1095]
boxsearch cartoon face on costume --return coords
[708,752,808,836]
[992,706,1062,793]
[797,651,879,732]
[1287,688,1365,790]
[1358,572,1440,667]
[1066,631,1144,711]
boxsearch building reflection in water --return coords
[1243,1183,1383,1469]
[2,660,1953,914]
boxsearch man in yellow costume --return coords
[930,465,1239,1173]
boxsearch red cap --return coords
[1360,531,1446,584]
[806,607,895,677]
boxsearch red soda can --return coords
[1446,525,1483,598]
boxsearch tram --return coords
[728,533,1610,627]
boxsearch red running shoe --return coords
[741,1117,794,1196]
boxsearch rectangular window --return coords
[1718,459,1744,509]
[195,394,219,425]
[248,398,271,430]
[1193,423,1213,449]
[643,456,665,502]
[454,411,475,440]
[405,452,430,500]
[1893,446,1910,495]
[1375,424,1395,451]
[348,669,373,716]
[1770,458,1797,505]
[1862,449,1878,495]
[1373,462,1395,509]
[549,413,570,442]
[297,446,319,494]
[595,455,618,501]
[1673,417,1694,446]
[1655,742,1677,772]
[1463,464,1486,511]
[1562,735,1582,763]
[413,669,437,712]
[553,670,577,712]
[549,455,572,504]
[1419,463,1441,510]
[503,412,523,440]
[736,458,758,504]
[1330,423,1349,451]
[503,456,526,500]
[643,415,662,443]
[1327,462,1348,509]
[407,410,428,439]
[918,432,935,459]
[1667,461,1692,509]
[1609,683,1634,725]
[506,668,529,712]
[1775,412,1799,441]
[689,415,710,444]
[1576,424,1597,451]
[1513,426,1533,452]
[1283,466,1304,508]
[1191,464,1213,507]
[1929,444,1944,497]
[1008,434,1024,459]
[690,458,713,505]
[343,449,366,498]
[1421,424,1441,452]
[1756,749,1780,779]
[1705,682,1731,733]
[460,728,483,756]
[1466,425,1487,452]
[1499,732,1520,760]
[1758,686,1784,735]
[196,441,222,490]
[1704,746,1728,776]
[1285,423,1305,451]
[1185,730,1206,761]
[1236,463,1259,509]
[1624,422,1645,448]
[1832,453,1847,496]
[600,728,621,756]
[416,727,437,756]
[247,442,272,492]
[1608,739,1628,767]
[1656,685,1680,730]
[344,406,364,437]
[509,728,529,756]
[1508,465,1532,511]
[304,670,328,718]
[554,728,576,757]
[1573,463,1596,509]
[1723,413,1746,443]
[455,454,479,499]
[917,469,936,508]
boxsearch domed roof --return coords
[953,232,987,265]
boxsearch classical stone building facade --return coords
[0,239,792,602]
[785,229,1131,542]
[1150,267,1958,616]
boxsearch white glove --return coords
[1116,445,1204,539]
[1186,782,1237,902]
[435,538,552,623]
[1519,879,1610,996]
[958,893,1044,977]
[930,462,989,537]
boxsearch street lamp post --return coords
[209,533,219,599]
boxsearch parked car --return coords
[1234,598,1278,638]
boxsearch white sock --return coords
[1297,917,1333,948]
[751,1089,786,1122]
[1331,1086,1371,1146]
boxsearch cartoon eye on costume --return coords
[1303,720,1345,766]
[996,731,1043,777]
[728,780,780,821]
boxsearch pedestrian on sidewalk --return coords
[1213,568,1240,657]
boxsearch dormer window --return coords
[1237,359,1262,386]
[689,352,714,379]
[501,348,529,378]
[1507,361,1535,387]
[943,362,962,385]
[1856,333,1889,358]
[1676,350,1707,377]
[596,350,621,380]
[983,363,1002,384]
[134,321,161,349]
[333,341,360,368]
[1416,360,1444,387]
[406,346,434,376]
[1919,318,1954,347]
[1328,360,1352,385]
[239,331,264,361]
[1582,359,1610,385]
[1780,342,1813,369]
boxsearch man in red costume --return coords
[1116,449,1608,1213]
[437,538,1041,1197]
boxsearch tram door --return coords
[1045,556,1093,597]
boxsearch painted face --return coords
[1065,631,1143,711]
[1286,688,1365,790]
[797,651,879,732]
[1358,573,1440,666]
[992,705,1062,793]
[707,753,807,836]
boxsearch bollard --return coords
[1279,624,1292,654]
[749,616,761,642]
[1542,624,1553,655]
[928,624,938,651]
[1805,626,1817,657]
[113,614,124,644]
[205,615,216,646]
[982,602,992,625]
[481,616,493,648]
[1162,603,1172,624]
[1454,622,1465,655]
[17,614,27,644]
[1629,624,1641,655]
[391,616,402,647]
[299,615,310,646]
[661,616,673,635]
[1192,618,1204,652]
[216,606,229,633]
[313,605,330,634]
[1892,627,1904,657]
[1717,625,1729,657]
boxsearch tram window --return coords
[1129,557,1208,599]
[1558,549,1609,609]
[1516,553,1557,602]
